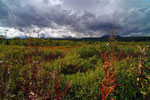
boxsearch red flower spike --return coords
[100,52,118,100]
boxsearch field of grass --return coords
[0,40,150,99]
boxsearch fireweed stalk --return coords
[22,35,70,99]
[100,52,118,100]
[0,64,8,100]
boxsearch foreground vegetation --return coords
[0,38,150,99]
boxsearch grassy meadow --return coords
[0,38,150,100]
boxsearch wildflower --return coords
[0,60,3,63]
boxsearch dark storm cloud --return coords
[0,0,150,37]
[87,22,122,31]
[0,0,119,36]
[0,0,9,27]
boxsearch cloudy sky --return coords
[0,0,150,38]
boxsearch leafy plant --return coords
[100,52,118,100]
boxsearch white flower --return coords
[107,43,109,46]
[0,60,3,63]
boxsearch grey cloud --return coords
[62,0,109,9]
[0,0,119,36]
[0,0,150,37]
[87,22,122,31]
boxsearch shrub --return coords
[123,47,139,57]
[78,46,99,59]
[66,67,103,99]
[55,54,98,75]
[53,50,63,58]
[147,49,150,62]
[114,59,141,100]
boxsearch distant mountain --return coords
[4,34,150,42]
[102,35,122,38]
[62,36,74,39]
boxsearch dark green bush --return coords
[54,54,98,75]
[66,67,103,99]
[123,47,139,56]
[147,49,150,62]
[78,46,99,59]
[53,50,63,58]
